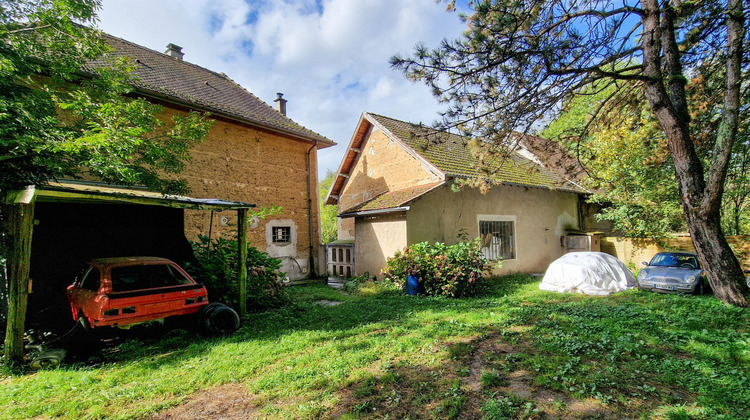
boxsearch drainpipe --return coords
[307,138,319,278]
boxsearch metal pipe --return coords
[307,138,319,277]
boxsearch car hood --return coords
[641,266,703,278]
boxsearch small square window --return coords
[272,226,291,243]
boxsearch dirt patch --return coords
[144,383,258,420]
[459,333,619,419]
[143,331,678,419]
[315,300,342,306]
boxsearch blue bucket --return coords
[405,275,424,295]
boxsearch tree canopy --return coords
[392,0,750,306]
[319,170,338,244]
[543,73,750,238]
[0,0,213,195]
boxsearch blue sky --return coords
[96,0,468,179]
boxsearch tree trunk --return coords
[640,0,749,306]
[3,202,35,363]
[687,210,749,305]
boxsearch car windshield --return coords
[111,264,192,292]
[649,254,699,269]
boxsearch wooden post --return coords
[4,187,36,363]
[237,208,248,316]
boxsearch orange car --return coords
[66,257,209,329]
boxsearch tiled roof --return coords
[367,113,585,193]
[340,182,444,215]
[515,133,593,191]
[89,33,334,147]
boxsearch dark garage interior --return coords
[27,202,197,333]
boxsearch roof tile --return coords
[367,113,585,193]
[90,33,334,146]
[341,182,444,214]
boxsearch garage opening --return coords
[3,182,255,362]
[28,202,198,333]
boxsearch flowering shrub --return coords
[382,239,490,297]
[187,235,290,311]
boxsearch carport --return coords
[4,181,255,362]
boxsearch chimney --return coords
[274,92,287,116]
[165,43,184,60]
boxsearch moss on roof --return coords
[341,182,444,214]
[367,113,585,193]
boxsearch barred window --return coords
[272,226,291,243]
[479,219,515,260]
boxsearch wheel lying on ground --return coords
[29,348,67,370]
[198,303,240,336]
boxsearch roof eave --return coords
[33,181,255,211]
[325,113,371,205]
[132,87,336,149]
[338,206,410,218]
[447,174,588,195]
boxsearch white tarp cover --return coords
[539,252,636,296]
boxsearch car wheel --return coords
[197,302,224,330]
[200,303,240,336]
[693,280,704,295]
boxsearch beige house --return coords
[93,35,336,279]
[325,112,594,278]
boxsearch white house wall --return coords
[354,212,408,278]
[406,184,581,274]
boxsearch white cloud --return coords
[97,0,466,177]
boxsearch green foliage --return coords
[542,84,686,237]
[480,370,507,389]
[0,0,213,194]
[382,239,489,297]
[318,169,338,244]
[482,395,539,419]
[722,124,750,235]
[3,274,750,418]
[543,75,750,237]
[187,235,289,311]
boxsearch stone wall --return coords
[601,235,750,270]
[162,108,322,279]
[337,126,442,239]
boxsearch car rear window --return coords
[110,264,192,292]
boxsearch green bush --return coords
[186,235,290,311]
[381,239,489,297]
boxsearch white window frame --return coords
[477,215,516,261]
[265,219,298,256]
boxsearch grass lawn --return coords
[2,274,749,419]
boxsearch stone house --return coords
[325,112,597,278]
[92,34,336,279]
[4,32,338,358]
